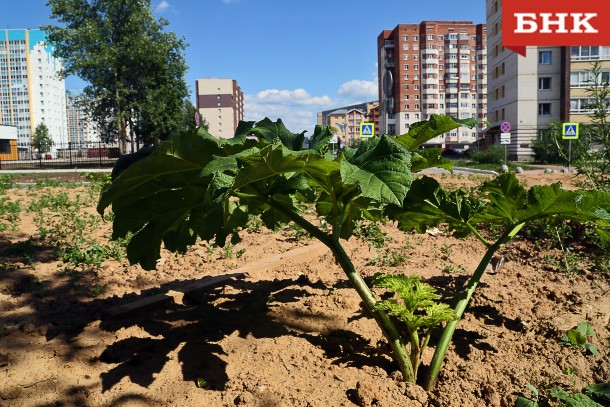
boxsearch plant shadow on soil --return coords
[3,242,515,400]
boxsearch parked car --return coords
[440,148,465,158]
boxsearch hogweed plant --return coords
[97,115,610,389]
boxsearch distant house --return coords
[0,125,18,161]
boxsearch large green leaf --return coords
[342,135,413,206]
[388,176,484,237]
[410,148,453,173]
[249,117,305,150]
[394,115,482,150]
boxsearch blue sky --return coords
[1,0,485,132]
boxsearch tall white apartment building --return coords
[0,29,68,157]
[377,21,487,148]
[195,78,244,138]
[66,90,98,146]
[486,1,570,160]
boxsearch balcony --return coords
[384,39,395,48]
[384,57,395,68]
[459,49,471,55]
[422,77,439,85]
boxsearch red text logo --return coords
[502,1,610,56]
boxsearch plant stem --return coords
[424,223,524,390]
[261,193,416,382]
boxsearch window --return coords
[413,44,419,50]
[405,85,409,90]
[571,70,610,87]
[414,84,419,90]
[538,103,551,116]
[570,98,594,113]
[404,95,410,100]
[538,51,552,64]
[437,35,443,41]
[427,34,434,40]
[414,64,419,70]
[403,35,409,41]
[403,44,409,50]
[413,55,419,60]
[414,74,419,80]
[404,74,409,79]
[538,77,551,90]
[404,64,409,70]
[413,35,418,41]
[403,54,409,60]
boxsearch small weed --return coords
[559,322,598,355]
[236,248,246,258]
[221,243,233,259]
[246,214,264,233]
[89,283,106,298]
[354,221,389,249]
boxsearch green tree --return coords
[44,0,189,151]
[181,99,208,134]
[531,121,589,164]
[32,123,54,159]
[577,61,610,190]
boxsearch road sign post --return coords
[562,123,580,171]
[500,132,511,165]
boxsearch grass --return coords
[453,160,539,171]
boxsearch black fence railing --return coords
[0,141,122,170]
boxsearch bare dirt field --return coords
[0,171,608,406]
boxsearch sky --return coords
[1,0,486,132]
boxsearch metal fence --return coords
[0,141,121,170]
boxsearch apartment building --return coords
[317,101,378,146]
[569,46,610,124]
[66,90,98,146]
[486,1,570,160]
[0,29,67,158]
[377,21,487,148]
[195,78,244,138]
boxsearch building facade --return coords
[66,90,98,147]
[0,29,67,158]
[486,1,570,160]
[317,101,378,146]
[569,46,610,124]
[195,78,244,138]
[377,21,487,148]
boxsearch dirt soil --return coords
[0,171,609,406]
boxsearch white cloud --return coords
[252,88,332,106]
[244,88,335,132]
[337,80,378,100]
[154,1,172,12]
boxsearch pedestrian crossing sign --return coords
[360,123,374,138]
[562,123,579,139]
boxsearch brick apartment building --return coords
[317,101,378,146]
[377,21,487,148]
[195,78,244,138]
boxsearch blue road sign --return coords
[360,123,374,138]
[562,123,579,139]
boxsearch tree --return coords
[531,121,589,164]
[180,99,208,134]
[577,61,610,190]
[32,123,54,159]
[44,0,189,152]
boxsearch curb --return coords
[453,167,499,176]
